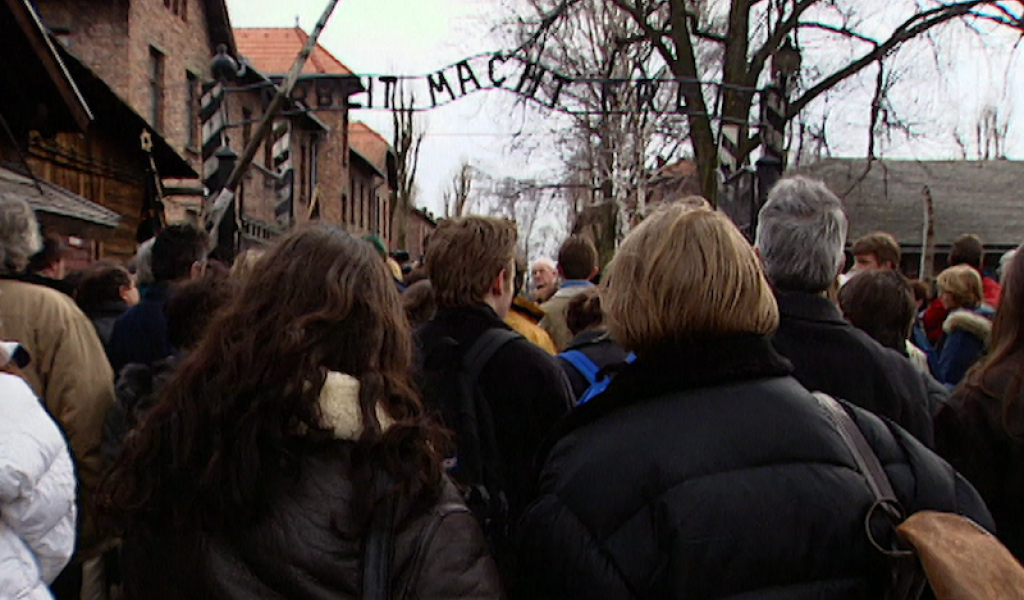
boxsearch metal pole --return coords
[203,0,343,252]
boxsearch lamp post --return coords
[203,45,247,261]
[755,38,801,228]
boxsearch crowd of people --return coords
[0,173,1021,600]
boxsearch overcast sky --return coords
[226,0,528,216]
[225,0,1024,225]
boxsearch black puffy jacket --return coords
[517,335,992,600]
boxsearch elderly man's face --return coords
[532,263,558,292]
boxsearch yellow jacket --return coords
[504,297,558,355]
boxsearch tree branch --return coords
[788,0,996,119]
[514,0,585,54]
[798,21,880,46]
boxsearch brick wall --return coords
[37,0,218,174]
[311,111,348,227]
[35,0,131,95]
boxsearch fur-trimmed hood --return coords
[943,308,993,345]
[317,372,393,441]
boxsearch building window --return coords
[181,0,188,21]
[299,142,308,205]
[186,72,198,148]
[242,108,253,148]
[342,193,349,224]
[149,47,165,131]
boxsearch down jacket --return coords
[0,279,114,560]
[0,372,77,600]
[517,335,992,600]
[120,371,503,600]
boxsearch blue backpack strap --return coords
[576,352,637,406]
[559,349,600,385]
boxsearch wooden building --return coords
[1,0,194,261]
[795,159,1024,276]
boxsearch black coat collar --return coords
[545,334,793,452]
[775,289,846,325]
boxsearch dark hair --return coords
[402,280,436,327]
[513,255,527,296]
[950,234,984,269]
[76,263,132,309]
[27,235,63,273]
[966,245,1024,435]
[98,225,447,532]
[851,232,901,268]
[838,270,915,352]
[165,276,236,350]
[909,279,932,305]
[558,235,598,281]
[565,287,603,336]
[150,223,209,282]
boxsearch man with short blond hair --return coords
[415,216,572,592]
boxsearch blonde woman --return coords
[517,202,991,600]
[932,264,995,387]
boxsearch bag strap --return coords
[463,328,522,380]
[813,392,898,504]
[558,349,601,385]
[457,328,522,492]
[812,392,915,562]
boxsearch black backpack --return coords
[422,328,522,539]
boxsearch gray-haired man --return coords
[756,176,933,445]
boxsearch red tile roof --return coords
[349,121,391,173]
[234,27,353,75]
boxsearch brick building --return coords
[235,27,356,230]
[347,121,396,240]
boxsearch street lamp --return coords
[772,38,802,87]
[753,38,802,238]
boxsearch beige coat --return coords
[540,285,593,352]
[0,279,115,559]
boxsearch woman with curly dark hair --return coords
[98,225,502,600]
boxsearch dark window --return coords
[148,47,165,131]
[342,193,349,224]
[299,142,308,205]
[186,72,198,148]
[242,108,253,148]
[181,0,187,20]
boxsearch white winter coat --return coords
[0,372,76,600]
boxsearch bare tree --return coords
[512,0,1012,205]
[442,161,476,218]
[390,91,425,249]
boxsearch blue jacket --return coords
[107,282,173,375]
[931,306,993,388]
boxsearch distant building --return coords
[795,158,1024,275]
[236,27,359,232]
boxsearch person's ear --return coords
[490,268,508,297]
[588,265,599,282]
[837,254,847,277]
